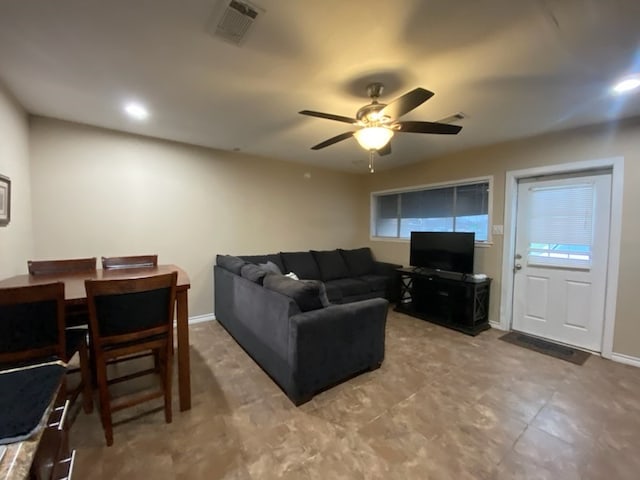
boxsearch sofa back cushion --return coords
[339,248,376,277]
[311,250,350,281]
[263,275,329,312]
[280,251,321,280]
[240,254,285,273]
[216,254,247,275]
[240,263,269,285]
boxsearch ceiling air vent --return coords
[438,112,467,124]
[208,0,263,46]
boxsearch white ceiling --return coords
[1,0,639,172]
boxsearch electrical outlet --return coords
[492,225,504,235]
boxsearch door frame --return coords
[499,157,624,358]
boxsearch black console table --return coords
[394,267,491,336]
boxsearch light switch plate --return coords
[492,225,504,235]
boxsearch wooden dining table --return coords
[0,264,192,411]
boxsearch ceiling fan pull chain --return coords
[369,151,375,174]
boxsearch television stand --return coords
[394,267,491,336]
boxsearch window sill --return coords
[370,236,494,247]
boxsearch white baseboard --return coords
[189,313,215,324]
[489,320,504,330]
[611,352,640,368]
[173,313,215,327]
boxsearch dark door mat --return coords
[499,332,591,365]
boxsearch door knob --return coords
[514,263,522,271]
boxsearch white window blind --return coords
[527,183,594,268]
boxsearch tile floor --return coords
[70,310,640,479]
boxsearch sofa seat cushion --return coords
[325,278,370,298]
[263,275,328,312]
[280,251,321,280]
[240,254,285,273]
[358,274,389,292]
[311,250,350,281]
[217,254,247,275]
[323,282,343,304]
[240,263,268,285]
[339,248,376,277]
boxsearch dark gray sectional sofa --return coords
[240,248,401,303]
[214,247,400,405]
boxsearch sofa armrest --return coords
[288,298,388,399]
[373,261,403,302]
[372,260,403,275]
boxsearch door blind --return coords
[527,183,594,268]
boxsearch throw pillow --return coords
[311,250,350,281]
[258,261,282,275]
[240,263,268,285]
[242,254,285,273]
[263,275,326,312]
[216,254,247,275]
[339,248,376,277]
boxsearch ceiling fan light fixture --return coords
[612,75,640,94]
[354,126,394,151]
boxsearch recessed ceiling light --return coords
[124,102,149,120]
[612,76,640,94]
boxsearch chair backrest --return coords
[101,255,158,270]
[0,282,66,365]
[85,272,177,348]
[28,257,97,275]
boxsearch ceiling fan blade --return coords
[379,88,434,120]
[396,121,462,135]
[299,110,358,124]
[377,142,392,156]
[311,131,354,150]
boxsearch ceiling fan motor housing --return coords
[356,103,389,125]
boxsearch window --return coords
[372,178,491,242]
[527,183,594,268]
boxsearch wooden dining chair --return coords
[28,257,97,276]
[85,272,177,446]
[27,257,95,415]
[101,255,158,270]
[0,282,66,367]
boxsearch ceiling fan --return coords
[299,83,462,170]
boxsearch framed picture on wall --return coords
[0,175,10,226]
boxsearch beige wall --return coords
[28,117,364,317]
[10,107,640,357]
[0,83,33,278]
[363,118,640,357]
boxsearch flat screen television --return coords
[410,231,475,274]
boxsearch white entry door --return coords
[512,172,612,352]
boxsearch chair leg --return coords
[96,352,114,446]
[78,341,94,414]
[162,346,172,424]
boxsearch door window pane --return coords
[527,184,594,268]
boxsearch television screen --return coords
[410,231,475,274]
